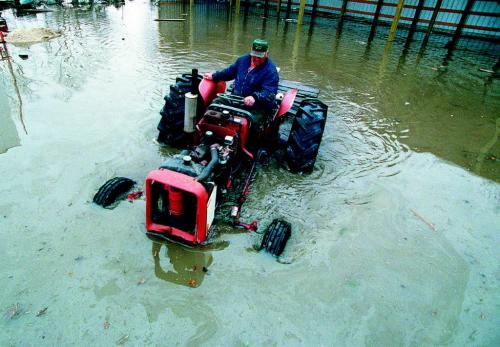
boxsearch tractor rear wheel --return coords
[285,99,328,173]
[93,177,135,208]
[260,219,292,256]
[157,73,202,146]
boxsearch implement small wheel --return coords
[260,219,292,256]
[93,177,135,208]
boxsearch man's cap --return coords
[251,39,269,58]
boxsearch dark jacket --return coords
[212,54,279,109]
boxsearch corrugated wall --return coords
[274,0,500,38]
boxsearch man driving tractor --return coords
[94,38,328,256]
[203,39,279,127]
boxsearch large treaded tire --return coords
[157,73,202,146]
[285,99,328,173]
[260,219,292,256]
[93,177,135,208]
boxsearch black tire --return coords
[260,219,292,256]
[157,73,202,146]
[285,99,328,173]
[93,177,135,208]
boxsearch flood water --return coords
[1,2,499,346]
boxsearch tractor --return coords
[94,69,328,256]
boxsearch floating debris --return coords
[116,335,129,345]
[36,307,48,317]
[411,209,436,231]
[5,28,62,44]
[154,18,186,22]
[137,278,146,285]
[18,9,53,14]
[4,303,21,320]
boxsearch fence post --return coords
[291,17,303,72]
[421,0,443,49]
[243,0,250,17]
[368,0,384,42]
[339,0,349,22]
[387,0,405,42]
[405,0,425,43]
[446,0,476,49]
[398,0,424,70]
[297,0,306,26]
[285,0,292,19]
[311,0,319,21]
[235,0,241,16]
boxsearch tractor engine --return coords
[145,107,251,245]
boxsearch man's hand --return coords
[243,96,255,107]
[203,72,213,80]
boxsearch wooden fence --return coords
[271,0,500,38]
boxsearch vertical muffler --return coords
[184,68,198,134]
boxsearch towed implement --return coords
[94,69,328,257]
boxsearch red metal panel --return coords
[145,169,209,244]
[198,79,227,107]
[276,89,298,120]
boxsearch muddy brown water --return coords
[0,2,499,346]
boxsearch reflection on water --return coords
[0,81,19,153]
[152,240,213,288]
[158,3,499,180]
[150,236,229,288]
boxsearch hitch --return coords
[230,205,258,231]
[234,220,258,232]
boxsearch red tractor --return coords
[94,69,328,256]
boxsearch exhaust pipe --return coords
[184,68,199,134]
[196,145,219,182]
